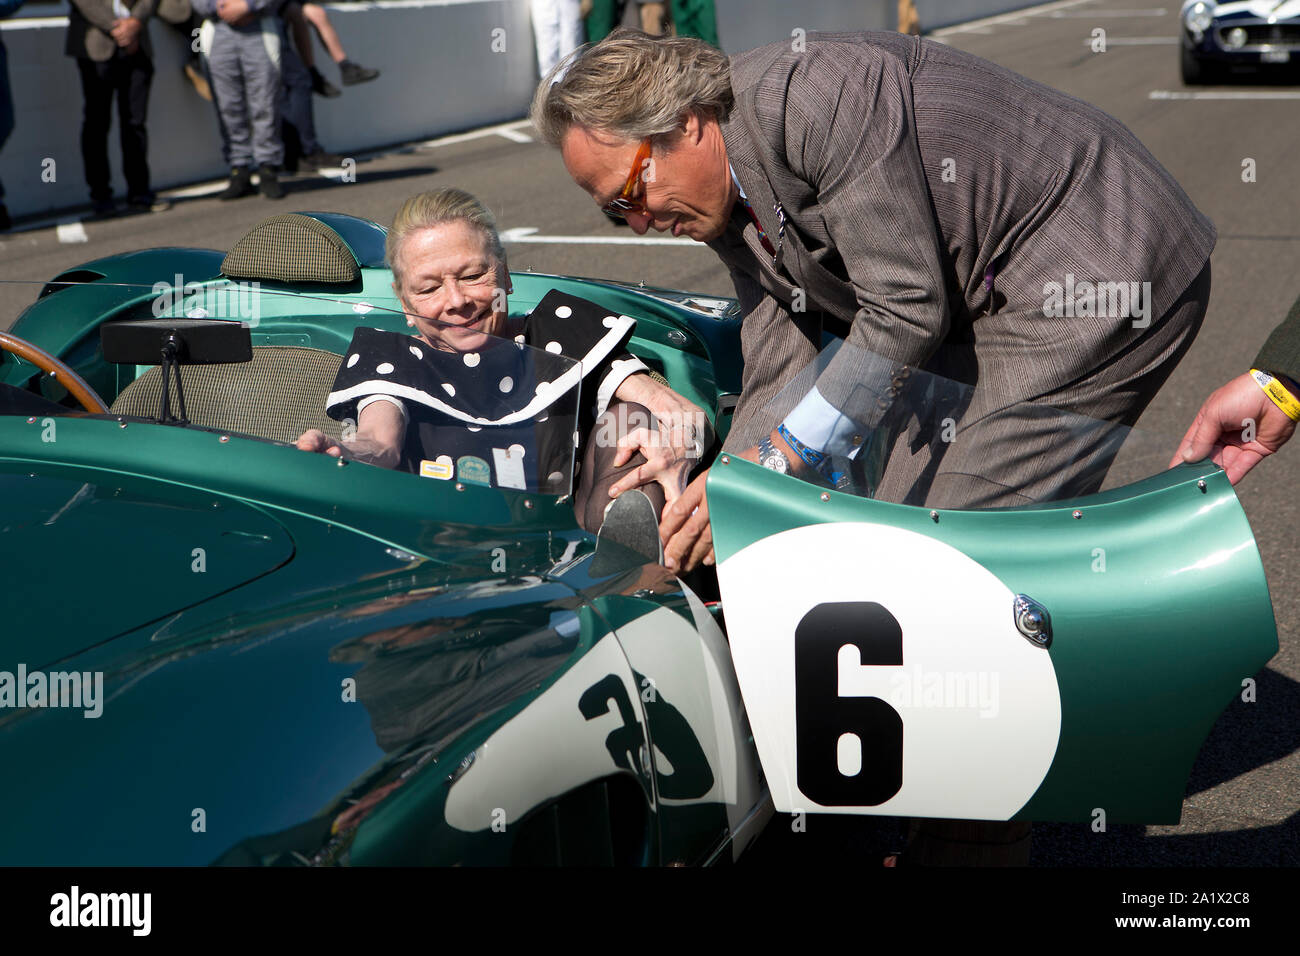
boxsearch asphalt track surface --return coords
[0,0,1295,867]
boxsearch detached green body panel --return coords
[708,457,1277,823]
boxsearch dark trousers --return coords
[77,50,155,203]
[0,39,12,202]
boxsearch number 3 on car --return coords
[709,457,1277,825]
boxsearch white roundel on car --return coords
[716,521,1061,821]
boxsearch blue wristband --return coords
[777,423,828,471]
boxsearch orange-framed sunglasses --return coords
[602,139,653,218]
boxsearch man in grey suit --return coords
[534,29,1215,864]
[67,0,168,215]
[535,29,1213,560]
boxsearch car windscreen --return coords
[0,279,581,497]
[749,337,1192,508]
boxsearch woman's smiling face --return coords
[392,221,510,353]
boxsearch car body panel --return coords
[709,457,1277,824]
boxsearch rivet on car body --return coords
[455,482,465,491]
[1013,594,1052,648]
[25,417,35,424]
[720,455,730,465]
[523,499,534,509]
[446,750,476,785]
[930,510,939,522]
[820,492,830,502]
[218,435,229,443]
[119,421,128,429]
[336,457,346,467]
[1198,480,1207,493]
[1072,510,1083,519]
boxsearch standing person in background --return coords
[66,0,171,217]
[667,0,717,46]
[280,1,343,171]
[898,0,920,36]
[586,0,665,42]
[283,2,378,98]
[531,0,584,79]
[0,0,25,231]
[192,0,288,200]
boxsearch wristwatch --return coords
[758,436,790,474]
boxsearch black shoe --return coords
[299,150,344,171]
[218,167,255,201]
[310,66,341,98]
[126,194,172,213]
[256,165,285,200]
[89,198,118,219]
[339,60,379,86]
[0,203,10,232]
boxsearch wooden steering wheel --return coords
[0,330,110,415]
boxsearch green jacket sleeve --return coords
[1252,292,1300,385]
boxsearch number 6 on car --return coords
[710,456,1276,824]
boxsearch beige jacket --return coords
[66,0,159,62]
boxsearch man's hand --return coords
[659,469,714,572]
[110,16,142,47]
[216,0,253,25]
[1170,372,1297,485]
[296,428,345,457]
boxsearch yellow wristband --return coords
[1250,368,1300,422]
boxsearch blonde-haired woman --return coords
[297,187,707,532]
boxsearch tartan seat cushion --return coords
[222,214,361,285]
[110,346,346,444]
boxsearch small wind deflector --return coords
[101,318,252,425]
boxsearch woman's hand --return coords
[295,401,405,469]
[295,428,345,457]
[608,373,710,505]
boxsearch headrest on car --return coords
[222,213,361,284]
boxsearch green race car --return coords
[0,212,1277,865]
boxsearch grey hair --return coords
[531,28,733,148]
[386,187,506,286]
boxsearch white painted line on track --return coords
[55,221,88,244]
[930,0,1094,36]
[1052,7,1166,15]
[412,119,533,150]
[496,127,534,144]
[1087,35,1179,44]
[1150,89,1300,99]
[162,180,228,199]
[501,227,701,246]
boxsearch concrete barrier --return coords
[0,0,1050,222]
[0,0,537,221]
[714,0,892,55]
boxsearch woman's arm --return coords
[295,397,405,469]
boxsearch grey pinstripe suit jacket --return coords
[708,32,1216,459]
